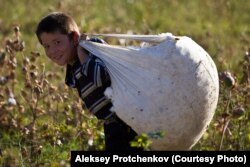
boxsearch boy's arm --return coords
[80,37,110,87]
[77,34,89,64]
[77,35,107,64]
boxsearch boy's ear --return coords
[71,31,79,46]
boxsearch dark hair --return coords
[35,12,79,44]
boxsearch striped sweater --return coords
[65,38,114,120]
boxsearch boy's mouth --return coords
[53,54,62,60]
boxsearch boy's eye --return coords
[55,40,61,45]
[43,45,49,49]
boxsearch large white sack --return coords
[79,33,219,150]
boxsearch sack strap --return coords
[87,33,173,43]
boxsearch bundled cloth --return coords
[79,33,219,150]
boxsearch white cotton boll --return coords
[0,76,8,85]
[88,139,93,146]
[104,87,113,99]
[7,97,16,106]
[56,139,62,146]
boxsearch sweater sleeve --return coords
[81,57,110,87]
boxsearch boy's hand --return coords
[78,34,88,42]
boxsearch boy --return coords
[35,12,141,151]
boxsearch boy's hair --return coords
[35,12,80,44]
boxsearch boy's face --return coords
[40,31,76,66]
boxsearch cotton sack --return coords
[79,33,219,150]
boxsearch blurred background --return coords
[1,0,249,70]
[0,0,249,166]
